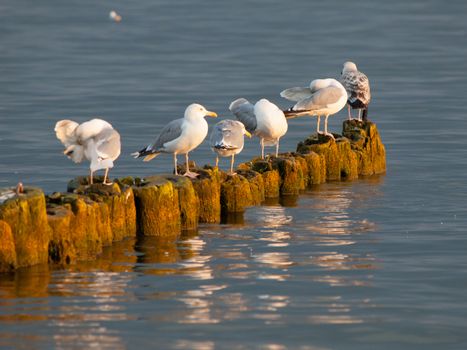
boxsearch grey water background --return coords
[1,0,467,349]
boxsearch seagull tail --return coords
[282,108,308,119]
[131,146,160,162]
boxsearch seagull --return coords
[132,103,217,178]
[109,10,122,22]
[280,78,348,138]
[210,119,251,175]
[55,118,121,185]
[340,61,371,121]
[229,98,288,159]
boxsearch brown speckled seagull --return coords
[340,61,371,121]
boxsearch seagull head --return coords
[236,121,252,138]
[185,103,217,121]
[342,61,358,74]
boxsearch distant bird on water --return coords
[340,61,371,121]
[229,98,288,159]
[109,10,122,22]
[210,119,251,175]
[132,103,217,178]
[281,78,347,138]
[55,118,121,185]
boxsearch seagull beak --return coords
[205,111,218,118]
[245,130,252,138]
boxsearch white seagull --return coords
[229,98,288,159]
[281,78,348,138]
[210,119,251,175]
[340,61,371,121]
[132,103,217,178]
[55,118,121,185]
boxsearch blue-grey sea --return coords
[1,0,467,349]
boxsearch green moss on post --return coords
[146,175,199,232]
[133,178,181,237]
[221,174,253,213]
[0,187,50,268]
[190,167,221,223]
[0,220,17,272]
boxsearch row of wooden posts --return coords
[0,120,386,273]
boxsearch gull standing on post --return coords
[55,118,121,185]
[229,98,288,159]
[132,103,217,178]
[281,78,348,138]
[340,61,371,121]
[210,120,251,175]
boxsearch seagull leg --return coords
[229,154,237,175]
[260,138,265,159]
[173,153,178,175]
[347,105,353,120]
[275,139,280,157]
[324,115,335,139]
[358,109,362,121]
[89,169,94,185]
[103,168,113,185]
[215,156,219,168]
[183,152,199,178]
[316,116,322,134]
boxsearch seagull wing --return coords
[96,129,121,160]
[280,87,313,102]
[292,86,344,112]
[229,98,257,134]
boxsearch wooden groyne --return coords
[0,120,385,273]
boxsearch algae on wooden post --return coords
[0,187,50,268]
[221,174,253,213]
[237,169,265,205]
[67,178,138,242]
[0,220,17,272]
[250,159,281,198]
[300,151,326,185]
[46,205,76,265]
[343,120,386,176]
[272,156,304,195]
[63,195,104,260]
[190,167,222,223]
[145,175,199,232]
[133,177,181,237]
[336,138,359,180]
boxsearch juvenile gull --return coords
[229,98,288,159]
[209,119,251,175]
[132,103,217,178]
[281,78,347,138]
[55,118,121,185]
[340,61,371,121]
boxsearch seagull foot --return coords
[183,171,199,179]
[324,132,335,140]
[228,172,237,176]
[103,181,114,186]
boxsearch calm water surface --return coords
[1,0,467,349]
